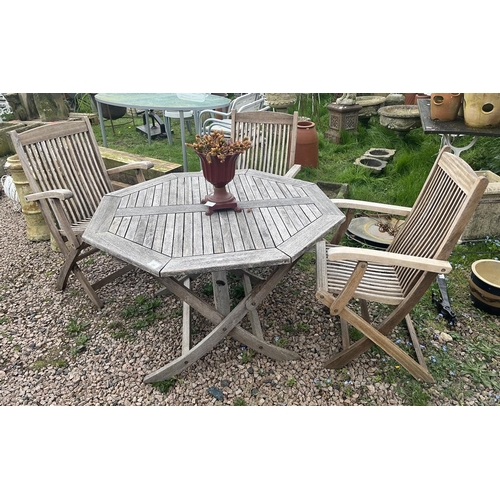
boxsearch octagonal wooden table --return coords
[83,169,345,382]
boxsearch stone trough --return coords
[354,156,388,172]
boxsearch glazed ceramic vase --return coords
[198,152,241,215]
[463,93,500,128]
[295,120,319,168]
[430,93,462,121]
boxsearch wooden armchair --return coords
[315,147,488,383]
[10,117,153,308]
[231,110,301,178]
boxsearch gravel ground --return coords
[0,183,498,406]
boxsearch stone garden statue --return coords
[336,93,357,105]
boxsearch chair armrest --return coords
[25,189,73,202]
[331,199,412,217]
[200,109,232,120]
[203,118,232,135]
[107,161,154,175]
[327,246,452,274]
[284,164,302,178]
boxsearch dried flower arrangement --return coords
[186,130,251,163]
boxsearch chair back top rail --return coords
[10,116,112,226]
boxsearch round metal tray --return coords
[346,216,398,249]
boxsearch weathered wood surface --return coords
[84,168,344,382]
[10,116,153,309]
[84,170,345,277]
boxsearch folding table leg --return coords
[144,262,299,383]
[182,276,191,355]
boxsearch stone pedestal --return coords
[7,154,50,242]
[324,104,362,144]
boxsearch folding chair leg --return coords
[337,308,434,383]
[71,264,104,309]
[340,317,350,350]
[405,314,428,369]
[57,248,80,291]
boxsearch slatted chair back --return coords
[388,149,489,296]
[11,117,113,229]
[231,110,299,177]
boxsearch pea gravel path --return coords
[0,185,496,406]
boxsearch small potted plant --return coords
[186,131,251,215]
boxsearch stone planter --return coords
[463,93,500,128]
[264,93,297,112]
[357,95,386,120]
[460,170,500,241]
[378,105,421,132]
[364,148,396,161]
[354,156,388,172]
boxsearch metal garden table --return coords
[418,98,500,156]
[83,169,345,382]
[94,93,231,171]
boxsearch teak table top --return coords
[84,169,344,277]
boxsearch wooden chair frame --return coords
[10,117,153,308]
[316,147,488,383]
[231,110,300,178]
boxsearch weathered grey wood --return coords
[212,270,231,317]
[243,273,264,339]
[231,111,300,178]
[182,276,191,355]
[145,262,299,382]
[10,116,153,308]
[83,169,345,381]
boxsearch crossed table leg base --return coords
[144,261,300,383]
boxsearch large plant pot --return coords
[463,93,500,128]
[470,259,500,315]
[378,105,421,132]
[430,93,463,121]
[295,120,319,167]
[198,152,241,215]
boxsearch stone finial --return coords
[336,93,357,105]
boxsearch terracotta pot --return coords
[430,93,462,121]
[404,93,417,105]
[197,152,240,215]
[295,120,319,168]
[463,93,500,128]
